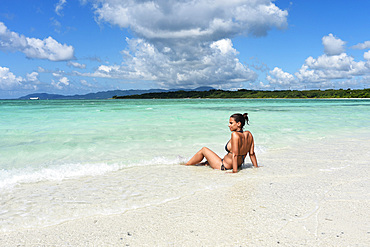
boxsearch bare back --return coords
[223,131,254,169]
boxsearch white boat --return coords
[29,97,40,100]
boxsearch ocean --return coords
[0,98,369,232]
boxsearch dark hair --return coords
[230,113,249,128]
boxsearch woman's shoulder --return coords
[231,131,243,138]
[243,130,253,138]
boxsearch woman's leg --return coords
[185,147,222,169]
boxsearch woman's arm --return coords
[249,135,258,168]
[231,132,240,173]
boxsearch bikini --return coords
[221,130,247,170]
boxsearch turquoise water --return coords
[0,99,369,231]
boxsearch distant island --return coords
[17,87,369,100]
[114,88,370,99]
[18,89,167,100]
[17,87,214,100]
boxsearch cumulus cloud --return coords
[26,72,39,82]
[322,33,346,56]
[0,67,40,90]
[266,35,370,89]
[0,66,23,90]
[351,41,370,50]
[297,53,369,81]
[80,38,257,88]
[291,53,370,88]
[267,67,295,86]
[0,22,74,61]
[92,0,288,40]
[85,0,287,88]
[52,76,70,89]
[364,50,370,60]
[305,53,354,71]
[59,77,69,85]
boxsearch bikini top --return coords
[225,141,231,153]
[225,130,247,155]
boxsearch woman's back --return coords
[242,131,254,156]
[225,131,253,156]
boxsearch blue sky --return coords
[0,0,369,98]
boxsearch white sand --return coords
[1,135,369,246]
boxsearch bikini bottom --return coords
[221,156,245,170]
[221,159,227,170]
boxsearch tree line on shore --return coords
[113,88,370,99]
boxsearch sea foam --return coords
[0,155,191,191]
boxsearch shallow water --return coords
[0,98,369,231]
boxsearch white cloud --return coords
[294,53,370,85]
[0,67,40,90]
[0,66,23,90]
[322,33,346,56]
[86,0,287,88]
[351,41,370,50]
[305,53,353,71]
[267,67,295,85]
[81,38,257,88]
[0,22,74,61]
[258,81,271,89]
[52,76,70,89]
[364,50,370,61]
[59,77,69,85]
[67,61,86,69]
[265,36,370,89]
[26,72,39,82]
[97,64,120,74]
[24,37,74,61]
[305,53,368,76]
[92,0,288,40]
[55,0,67,16]
[295,65,324,83]
[210,39,237,55]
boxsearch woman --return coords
[185,113,258,172]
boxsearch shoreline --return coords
[1,134,369,246]
[114,97,370,100]
[2,97,370,101]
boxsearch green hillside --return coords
[114,88,370,99]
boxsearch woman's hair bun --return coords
[230,113,250,127]
[243,113,249,125]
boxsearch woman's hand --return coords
[226,169,238,173]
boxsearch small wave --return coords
[0,163,123,190]
[0,156,189,190]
